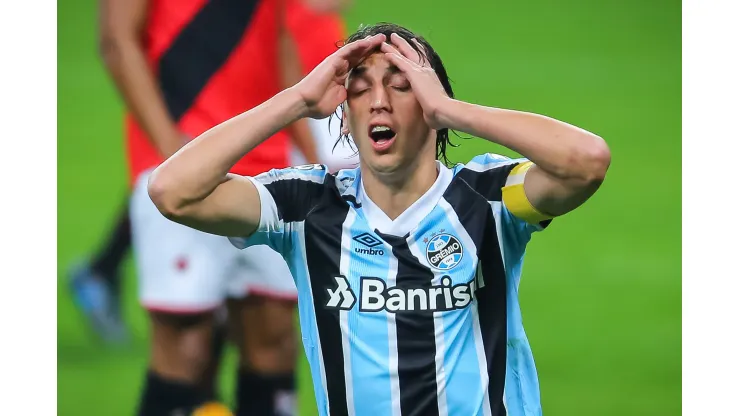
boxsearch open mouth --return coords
[369,125,397,151]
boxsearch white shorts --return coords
[290,111,359,172]
[130,170,297,313]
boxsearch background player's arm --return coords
[98,0,184,158]
[148,34,385,237]
[278,1,319,164]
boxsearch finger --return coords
[379,41,404,59]
[390,33,426,66]
[338,33,386,64]
[380,42,423,69]
[410,38,431,66]
[383,49,417,73]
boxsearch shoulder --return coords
[450,153,530,202]
[453,153,527,174]
[252,163,332,186]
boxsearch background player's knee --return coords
[149,311,218,383]
[237,297,297,373]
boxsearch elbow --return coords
[147,169,186,220]
[578,135,611,185]
[98,33,126,70]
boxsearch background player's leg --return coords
[200,305,229,401]
[226,245,299,416]
[68,198,132,343]
[229,296,298,416]
[137,311,217,415]
[130,169,233,414]
[90,202,132,283]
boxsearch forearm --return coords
[100,37,182,157]
[278,16,319,164]
[149,88,307,211]
[439,99,609,182]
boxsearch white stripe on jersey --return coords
[339,210,357,416]
[386,254,402,416]
[255,168,327,185]
[407,230,449,416]
[464,157,519,173]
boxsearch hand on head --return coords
[380,33,450,130]
[294,32,449,131]
[294,33,386,119]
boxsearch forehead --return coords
[349,52,398,79]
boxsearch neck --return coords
[361,157,439,220]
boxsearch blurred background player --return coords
[73,0,335,414]
[285,0,358,172]
[68,0,355,340]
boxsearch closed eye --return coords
[348,88,369,97]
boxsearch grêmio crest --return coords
[424,230,464,271]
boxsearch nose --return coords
[369,86,391,113]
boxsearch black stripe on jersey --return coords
[444,178,508,416]
[304,183,351,416]
[455,162,520,202]
[263,176,330,222]
[378,233,440,416]
[158,0,260,121]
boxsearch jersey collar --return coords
[341,161,452,237]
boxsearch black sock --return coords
[201,316,228,402]
[90,200,132,286]
[236,369,296,416]
[137,370,206,416]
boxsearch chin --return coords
[364,154,408,176]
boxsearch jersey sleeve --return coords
[228,164,329,254]
[458,153,552,244]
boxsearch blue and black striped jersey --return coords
[230,154,550,416]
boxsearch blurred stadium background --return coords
[57,0,681,414]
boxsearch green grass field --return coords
[58,0,681,414]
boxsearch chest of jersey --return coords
[306,198,497,315]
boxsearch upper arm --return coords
[226,164,331,252]
[459,154,551,242]
[98,0,148,42]
[518,162,605,219]
[277,0,303,85]
[462,152,603,229]
[151,173,264,239]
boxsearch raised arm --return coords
[98,0,184,158]
[147,33,387,237]
[382,34,611,219]
[440,105,610,218]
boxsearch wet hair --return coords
[330,22,458,166]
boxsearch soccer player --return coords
[148,23,611,416]
[92,0,322,414]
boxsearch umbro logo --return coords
[352,232,385,256]
[353,232,382,247]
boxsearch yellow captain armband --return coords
[501,161,554,225]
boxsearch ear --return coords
[341,103,350,136]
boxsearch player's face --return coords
[343,52,436,175]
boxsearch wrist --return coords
[435,98,466,131]
[281,86,311,122]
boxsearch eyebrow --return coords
[348,64,402,81]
